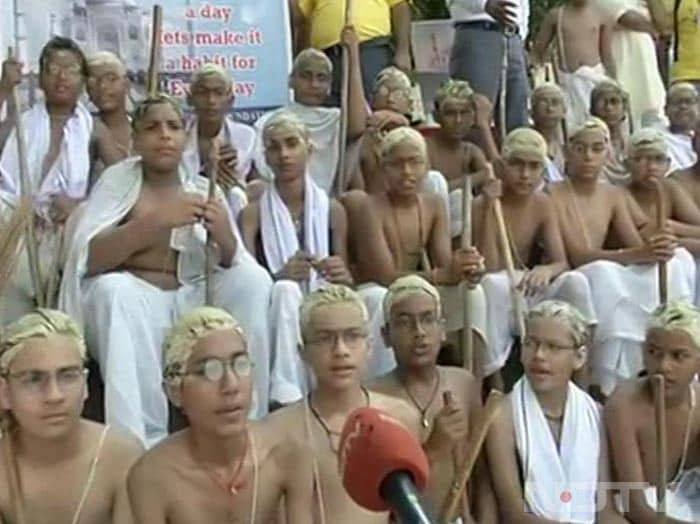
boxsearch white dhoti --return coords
[60,158,273,447]
[558,64,608,131]
[269,281,395,404]
[512,378,601,524]
[615,469,700,522]
[480,271,596,377]
[578,249,696,395]
[83,263,271,447]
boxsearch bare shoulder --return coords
[330,198,347,225]
[371,390,420,431]
[605,379,645,418]
[264,401,308,441]
[439,365,477,391]
[127,432,185,487]
[98,424,144,470]
[546,181,568,198]
[239,201,260,226]
[421,191,444,217]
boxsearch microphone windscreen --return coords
[339,406,429,511]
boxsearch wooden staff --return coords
[334,0,353,196]
[440,389,503,523]
[147,5,163,97]
[8,47,44,308]
[205,139,220,306]
[499,33,508,144]
[652,179,668,305]
[461,174,474,371]
[487,163,527,338]
[652,374,667,520]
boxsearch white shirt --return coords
[448,0,530,39]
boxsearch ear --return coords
[81,368,90,403]
[164,381,184,408]
[0,377,10,411]
[298,343,311,364]
[573,345,588,371]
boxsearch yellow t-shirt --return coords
[667,0,700,81]
[298,0,404,49]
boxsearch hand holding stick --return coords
[205,139,220,306]
[440,389,504,523]
[652,374,667,521]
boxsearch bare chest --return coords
[502,204,541,266]
[428,146,464,182]
[637,408,700,484]
[3,464,111,524]
[166,460,282,524]
[559,190,613,249]
[42,122,66,180]
[379,200,432,271]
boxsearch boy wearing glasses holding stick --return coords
[0,309,142,524]
[128,307,314,523]
[371,275,494,523]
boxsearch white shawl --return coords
[0,102,93,214]
[260,175,329,291]
[58,157,251,329]
[254,103,341,193]
[512,377,602,524]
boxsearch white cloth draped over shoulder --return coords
[558,64,608,132]
[59,158,272,446]
[182,115,257,217]
[254,103,341,193]
[260,176,329,291]
[512,377,602,524]
[0,101,93,215]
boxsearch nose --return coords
[44,375,66,403]
[331,334,352,358]
[220,365,241,393]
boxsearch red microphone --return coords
[339,407,434,523]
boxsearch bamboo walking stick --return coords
[652,374,668,521]
[8,47,44,307]
[334,0,353,196]
[461,174,474,371]
[499,33,508,144]
[205,139,220,306]
[486,163,527,338]
[440,389,504,523]
[147,5,163,97]
[652,179,668,305]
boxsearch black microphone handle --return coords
[379,470,436,524]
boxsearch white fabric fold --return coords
[0,102,93,215]
[260,175,329,291]
[254,103,341,193]
[512,378,601,524]
[660,128,696,174]
[558,64,608,131]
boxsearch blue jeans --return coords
[449,26,529,131]
[324,36,394,107]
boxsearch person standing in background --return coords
[292,0,412,107]
[448,0,530,132]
